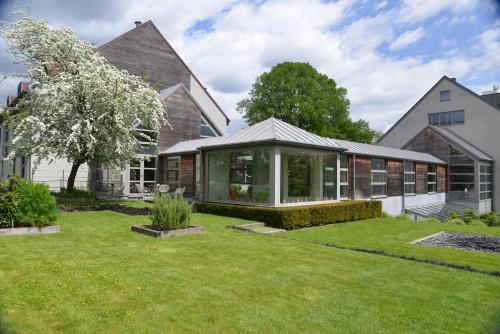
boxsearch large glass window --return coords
[281,150,337,203]
[404,161,415,194]
[166,156,180,190]
[480,164,493,200]
[449,146,475,201]
[371,158,387,197]
[201,116,217,138]
[428,110,464,126]
[207,150,270,203]
[427,164,437,193]
[339,155,349,199]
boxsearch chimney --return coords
[450,77,456,81]
[134,21,142,27]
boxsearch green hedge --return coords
[193,200,382,230]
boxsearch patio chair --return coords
[157,184,169,194]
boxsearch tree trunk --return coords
[66,162,82,192]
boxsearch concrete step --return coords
[405,202,471,221]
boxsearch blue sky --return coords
[1,0,499,133]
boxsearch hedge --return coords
[193,200,382,230]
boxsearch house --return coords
[377,76,498,213]
[160,117,447,216]
[0,20,228,195]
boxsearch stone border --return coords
[409,231,446,244]
[0,225,60,236]
[231,223,286,234]
[131,225,205,238]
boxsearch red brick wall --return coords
[437,164,447,193]
[180,155,195,196]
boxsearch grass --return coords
[0,212,499,333]
[56,199,153,208]
[287,217,500,272]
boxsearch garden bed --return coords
[0,225,60,236]
[131,225,205,238]
[60,204,150,216]
[413,231,500,254]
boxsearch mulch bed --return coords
[59,205,151,216]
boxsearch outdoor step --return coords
[405,202,471,221]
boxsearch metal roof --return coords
[427,126,493,161]
[336,139,444,164]
[160,118,445,164]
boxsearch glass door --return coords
[128,155,156,197]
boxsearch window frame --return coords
[427,164,437,194]
[200,115,218,138]
[404,161,416,195]
[371,158,387,197]
[339,155,349,200]
[428,110,464,126]
[440,90,450,102]
[479,164,493,200]
[166,156,180,189]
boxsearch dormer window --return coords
[440,90,450,102]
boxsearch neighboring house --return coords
[0,20,229,195]
[378,76,499,213]
[160,117,447,216]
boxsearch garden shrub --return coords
[193,200,382,230]
[467,219,486,227]
[381,212,391,219]
[448,212,461,220]
[150,194,191,231]
[422,217,441,224]
[463,209,479,224]
[394,213,411,221]
[448,218,466,225]
[479,212,498,227]
[0,176,23,228]
[56,188,96,199]
[16,182,58,227]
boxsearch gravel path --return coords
[416,232,500,254]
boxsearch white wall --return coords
[377,193,446,216]
[190,76,227,134]
[31,156,89,191]
[379,78,500,211]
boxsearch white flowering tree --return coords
[0,11,167,191]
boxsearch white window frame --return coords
[427,164,437,194]
[371,158,387,198]
[479,164,493,201]
[200,114,218,138]
[404,161,415,195]
[339,155,349,200]
[440,90,450,102]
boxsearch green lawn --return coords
[0,212,499,333]
[287,217,500,272]
[56,199,153,208]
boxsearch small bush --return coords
[150,194,192,231]
[394,213,411,221]
[0,176,23,228]
[447,218,466,225]
[479,212,498,227]
[381,212,391,219]
[57,188,96,199]
[16,182,58,227]
[193,200,382,230]
[463,209,479,224]
[422,217,441,224]
[448,212,461,220]
[467,219,486,227]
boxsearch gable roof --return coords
[161,118,444,164]
[403,126,493,162]
[159,83,223,136]
[377,76,500,144]
[96,20,230,125]
[481,92,500,107]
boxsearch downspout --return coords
[352,154,356,200]
[402,160,406,214]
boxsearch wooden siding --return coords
[404,128,449,163]
[416,163,427,194]
[180,155,195,197]
[354,156,371,199]
[437,164,447,193]
[159,89,203,151]
[387,160,403,197]
[98,22,191,91]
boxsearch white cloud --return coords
[0,0,498,133]
[389,27,425,50]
